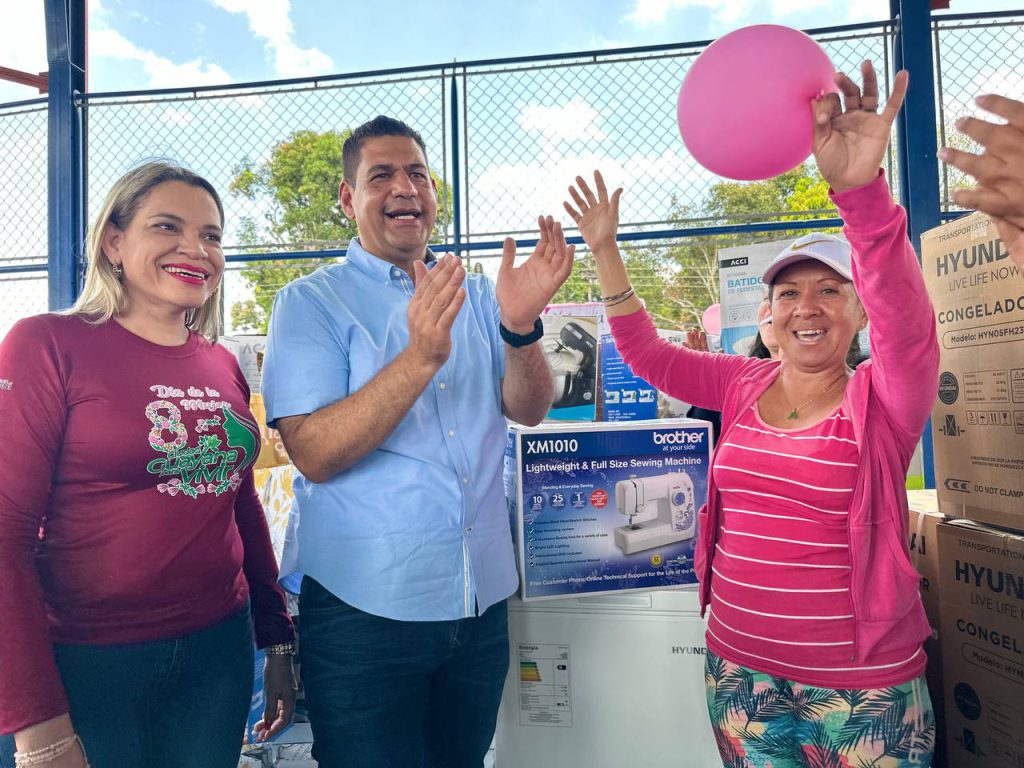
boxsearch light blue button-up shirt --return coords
[262,239,518,620]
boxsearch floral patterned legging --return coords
[704,651,935,768]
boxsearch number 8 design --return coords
[146,400,188,453]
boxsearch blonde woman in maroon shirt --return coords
[0,162,295,768]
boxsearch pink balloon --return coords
[701,303,722,336]
[677,25,837,180]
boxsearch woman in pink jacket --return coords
[565,62,938,767]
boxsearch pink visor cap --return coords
[762,233,853,285]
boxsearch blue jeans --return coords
[299,577,509,768]
[54,606,254,768]
[0,733,13,768]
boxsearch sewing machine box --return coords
[937,520,1024,768]
[504,419,712,601]
[921,213,1024,531]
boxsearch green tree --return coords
[229,129,453,332]
[659,163,837,329]
[552,164,836,330]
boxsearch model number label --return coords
[526,438,579,454]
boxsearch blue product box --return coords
[505,419,712,600]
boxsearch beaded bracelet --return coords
[599,285,634,304]
[14,734,89,767]
[266,641,295,656]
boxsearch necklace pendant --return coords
[787,408,799,420]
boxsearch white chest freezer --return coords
[495,589,719,767]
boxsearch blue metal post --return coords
[449,70,463,257]
[891,0,940,488]
[45,0,86,310]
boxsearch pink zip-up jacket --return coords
[609,172,939,664]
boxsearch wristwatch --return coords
[499,317,544,348]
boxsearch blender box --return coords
[504,419,712,601]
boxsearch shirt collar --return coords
[345,237,437,286]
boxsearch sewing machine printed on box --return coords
[505,419,712,600]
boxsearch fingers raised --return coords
[575,175,598,207]
[595,170,609,203]
[976,94,1024,132]
[880,70,908,126]
[951,186,1013,218]
[414,255,464,312]
[860,60,879,107]
[941,145,1001,181]
[835,71,862,111]
[813,91,842,128]
[499,236,517,276]
[610,187,623,219]
[568,185,588,214]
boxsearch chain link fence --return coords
[85,71,452,253]
[0,99,49,337]
[934,13,1024,212]
[461,25,895,245]
[0,13,1019,334]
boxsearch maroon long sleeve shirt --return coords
[0,314,293,733]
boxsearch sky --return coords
[2,0,1022,102]
[1,0,1022,332]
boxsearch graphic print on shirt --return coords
[144,383,259,499]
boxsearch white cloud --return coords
[209,0,334,78]
[519,99,607,141]
[625,0,749,26]
[0,3,47,103]
[469,146,717,240]
[90,28,231,89]
[624,0,843,27]
[589,35,638,50]
[162,107,195,126]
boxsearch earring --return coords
[111,263,124,278]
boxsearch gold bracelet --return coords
[265,641,294,656]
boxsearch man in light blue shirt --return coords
[262,115,573,768]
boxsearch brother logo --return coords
[653,430,704,446]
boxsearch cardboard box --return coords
[937,521,1024,768]
[504,419,711,600]
[921,213,1024,530]
[908,490,948,767]
[540,306,601,422]
[220,335,290,469]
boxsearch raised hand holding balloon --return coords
[677,24,838,180]
[811,60,909,193]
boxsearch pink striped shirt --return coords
[707,402,925,688]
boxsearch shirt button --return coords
[448,429,455,437]
[462,477,469,485]
[465,526,473,533]
[439,382,447,390]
